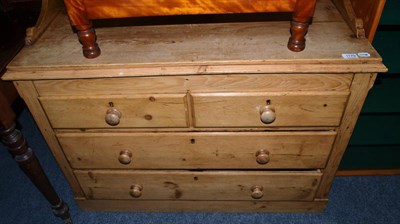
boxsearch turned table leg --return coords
[63,0,101,58]
[287,0,317,52]
[287,20,310,52]
[76,26,101,59]
[0,123,72,224]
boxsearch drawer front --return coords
[59,131,336,169]
[75,170,321,201]
[34,74,353,96]
[192,92,349,127]
[39,94,188,128]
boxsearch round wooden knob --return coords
[105,108,122,126]
[255,149,270,165]
[251,186,264,199]
[259,106,276,124]
[118,150,132,165]
[130,184,143,198]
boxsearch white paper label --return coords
[358,52,371,58]
[342,54,359,59]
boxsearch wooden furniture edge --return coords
[3,63,388,81]
[332,0,365,39]
[75,198,328,212]
[363,0,386,42]
[332,0,386,42]
[13,80,85,197]
[350,0,386,42]
[316,73,378,198]
[25,0,63,45]
[336,169,400,176]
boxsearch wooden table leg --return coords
[287,0,317,52]
[76,25,101,59]
[63,0,101,58]
[0,122,72,224]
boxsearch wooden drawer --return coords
[192,92,349,127]
[39,94,188,128]
[58,131,336,169]
[34,74,353,96]
[75,170,321,201]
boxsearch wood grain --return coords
[333,0,386,42]
[3,0,387,80]
[74,170,321,201]
[4,63,387,80]
[316,73,378,198]
[3,0,387,213]
[39,94,188,128]
[34,74,353,96]
[13,81,84,197]
[349,0,386,42]
[84,0,297,19]
[58,131,336,169]
[332,0,365,39]
[192,91,349,127]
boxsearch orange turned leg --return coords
[63,0,101,58]
[287,0,317,52]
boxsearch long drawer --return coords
[39,94,188,128]
[59,131,336,169]
[34,74,353,96]
[75,170,322,201]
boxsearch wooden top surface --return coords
[4,0,387,80]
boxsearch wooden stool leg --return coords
[77,26,101,59]
[63,0,101,58]
[287,20,310,52]
[0,123,72,224]
[287,0,317,52]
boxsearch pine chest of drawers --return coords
[4,0,386,212]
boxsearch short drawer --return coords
[39,94,188,128]
[58,131,336,169]
[192,92,349,127]
[75,170,322,201]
